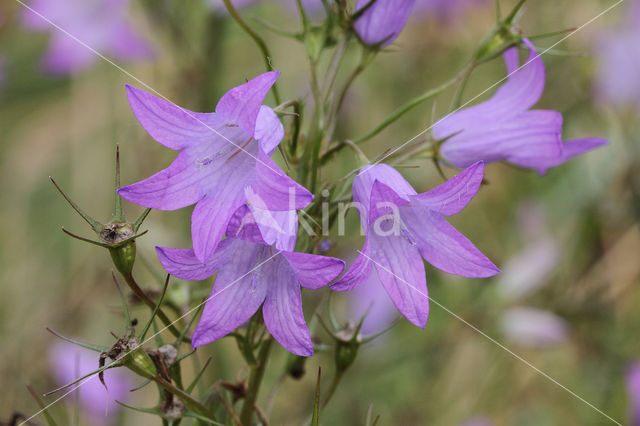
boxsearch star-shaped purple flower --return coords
[21,0,153,75]
[157,205,345,356]
[332,162,499,327]
[353,0,417,47]
[119,72,313,262]
[433,39,607,174]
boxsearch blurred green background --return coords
[0,0,638,425]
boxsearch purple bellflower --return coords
[353,0,417,47]
[49,342,133,426]
[332,162,499,327]
[119,72,313,263]
[21,0,152,75]
[157,205,345,356]
[628,362,640,426]
[432,39,607,174]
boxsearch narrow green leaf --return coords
[140,274,170,341]
[186,357,212,394]
[50,177,102,233]
[311,367,321,426]
[46,327,108,353]
[115,400,162,416]
[133,208,152,232]
[26,384,59,426]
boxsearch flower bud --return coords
[103,222,138,276]
[353,0,417,48]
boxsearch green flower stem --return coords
[151,375,214,420]
[121,272,187,343]
[352,62,474,145]
[222,0,281,105]
[322,370,344,408]
[240,338,273,425]
[449,63,476,111]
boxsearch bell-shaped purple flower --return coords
[353,0,417,47]
[332,162,499,327]
[433,39,607,174]
[21,0,153,75]
[119,72,313,262]
[157,205,345,356]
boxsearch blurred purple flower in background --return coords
[628,362,640,426]
[500,307,568,348]
[415,0,486,20]
[157,205,344,356]
[433,39,607,173]
[21,0,153,75]
[332,162,499,327]
[119,72,313,262]
[348,268,398,335]
[49,342,132,426]
[497,202,560,301]
[353,0,417,47]
[595,1,640,108]
[460,417,494,426]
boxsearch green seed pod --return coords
[334,339,359,373]
[103,222,137,276]
[123,346,158,380]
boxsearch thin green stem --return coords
[222,0,281,104]
[240,338,273,425]
[121,273,187,343]
[352,63,474,145]
[450,64,475,111]
[322,370,344,408]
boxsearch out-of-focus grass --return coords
[0,0,638,425]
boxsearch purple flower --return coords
[332,162,499,327]
[21,0,153,75]
[500,307,568,348]
[49,342,133,426]
[433,39,607,174]
[595,2,640,107]
[353,0,417,47]
[119,72,313,262]
[628,362,640,426]
[157,205,345,356]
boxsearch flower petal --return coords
[411,162,484,216]
[402,204,500,278]
[215,71,280,138]
[263,257,314,356]
[353,164,416,223]
[368,179,410,225]
[368,232,429,327]
[250,206,298,251]
[440,110,563,169]
[354,0,417,47]
[226,205,268,245]
[155,243,231,281]
[280,251,345,290]
[192,189,247,263]
[108,20,153,61]
[433,40,545,141]
[246,150,313,210]
[118,149,206,210]
[43,35,96,74]
[330,237,373,292]
[126,85,235,150]
[255,106,284,155]
[192,241,268,348]
[534,137,608,174]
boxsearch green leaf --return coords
[140,274,171,341]
[46,327,108,353]
[186,357,212,394]
[26,384,59,426]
